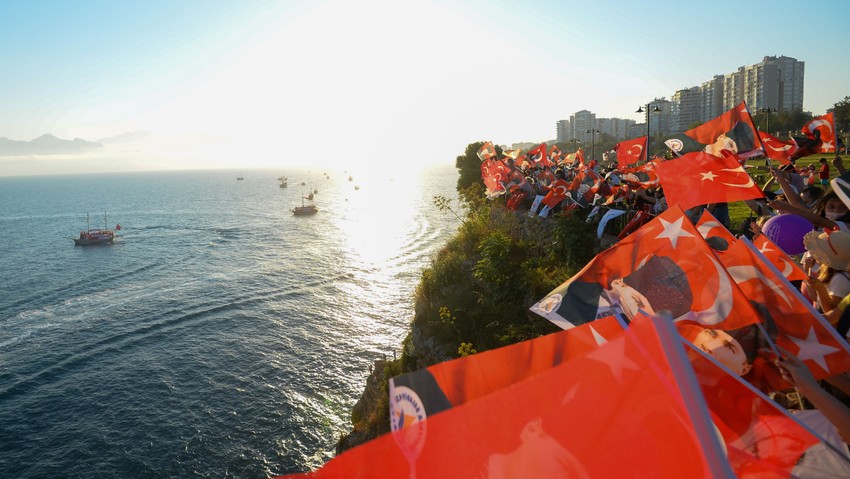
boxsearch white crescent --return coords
[674,253,732,326]
[554,185,568,196]
[808,119,833,133]
[718,167,755,188]
[628,145,644,157]
[726,265,792,308]
[697,220,723,238]
[780,258,794,278]
[767,143,793,152]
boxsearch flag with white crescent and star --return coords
[802,112,836,153]
[614,136,647,168]
[530,205,763,332]
[654,151,765,212]
[759,132,798,164]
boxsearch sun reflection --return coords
[334,171,423,267]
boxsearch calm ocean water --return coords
[0,164,460,478]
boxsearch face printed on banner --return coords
[704,134,738,157]
[693,328,752,376]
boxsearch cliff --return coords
[335,182,598,453]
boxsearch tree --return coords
[831,96,850,134]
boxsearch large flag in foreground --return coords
[389,315,625,421]
[530,206,762,331]
[683,340,835,477]
[802,112,836,153]
[655,151,764,212]
[277,315,736,478]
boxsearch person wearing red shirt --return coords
[819,158,831,185]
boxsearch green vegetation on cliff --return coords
[336,142,598,453]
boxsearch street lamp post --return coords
[636,103,661,159]
[758,107,777,135]
[586,128,600,163]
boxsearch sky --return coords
[0,0,848,176]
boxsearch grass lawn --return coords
[727,153,846,234]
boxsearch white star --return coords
[758,243,774,254]
[789,327,840,373]
[823,141,834,151]
[586,336,640,383]
[655,215,695,249]
[700,171,718,181]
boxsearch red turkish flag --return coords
[531,205,763,332]
[686,101,757,146]
[277,315,736,478]
[619,159,661,190]
[753,235,808,283]
[481,158,516,196]
[655,151,764,212]
[574,147,586,166]
[723,238,850,383]
[683,338,821,477]
[541,178,570,208]
[615,136,647,167]
[389,315,625,418]
[802,112,836,153]
[759,132,798,164]
[549,144,562,164]
[695,209,737,247]
[528,143,552,167]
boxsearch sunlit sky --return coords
[1,0,848,176]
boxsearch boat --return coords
[237,171,244,181]
[278,175,288,188]
[73,212,117,245]
[291,195,318,216]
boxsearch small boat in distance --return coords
[278,176,288,188]
[73,212,118,245]
[291,195,318,216]
[237,171,244,181]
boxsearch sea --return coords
[0,164,461,478]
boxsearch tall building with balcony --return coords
[700,75,725,122]
[570,110,597,144]
[600,117,636,139]
[672,87,702,132]
[556,119,571,143]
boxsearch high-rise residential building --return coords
[659,56,804,132]
[700,75,725,122]
[672,87,702,131]
[556,119,571,143]
[755,55,804,112]
[600,117,636,139]
[570,110,597,144]
[649,98,673,136]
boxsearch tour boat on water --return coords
[73,212,119,245]
[291,195,318,216]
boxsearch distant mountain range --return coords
[0,134,104,156]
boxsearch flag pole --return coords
[746,101,772,169]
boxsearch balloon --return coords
[761,214,816,256]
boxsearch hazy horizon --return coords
[2,0,848,177]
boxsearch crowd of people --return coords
[482,146,850,474]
